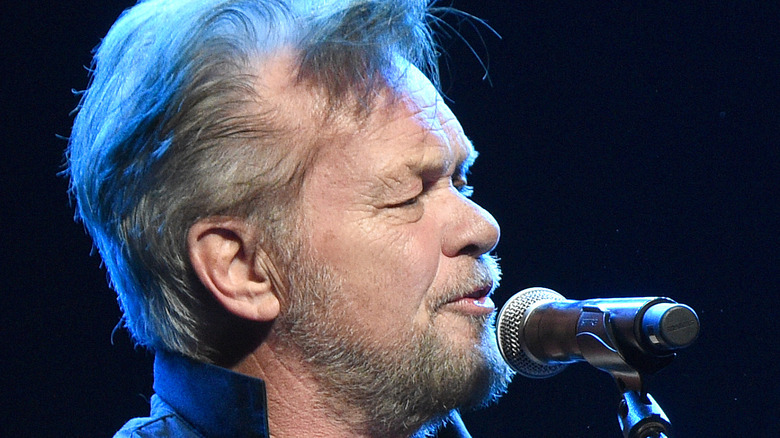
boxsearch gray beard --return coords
[274,250,514,438]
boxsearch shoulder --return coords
[113,395,203,438]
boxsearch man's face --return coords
[302,66,501,350]
[274,65,512,435]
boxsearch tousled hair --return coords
[66,0,441,363]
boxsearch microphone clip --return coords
[572,299,679,438]
[573,297,677,393]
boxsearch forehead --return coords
[250,50,475,178]
[320,65,476,180]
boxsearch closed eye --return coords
[394,196,420,207]
[384,189,423,208]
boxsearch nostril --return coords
[459,243,481,257]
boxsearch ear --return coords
[188,217,280,322]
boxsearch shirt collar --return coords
[153,350,270,438]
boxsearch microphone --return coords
[496,287,699,379]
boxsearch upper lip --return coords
[467,284,493,299]
[447,282,494,303]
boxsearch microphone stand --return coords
[498,290,700,437]
[578,336,675,438]
[618,390,671,438]
[572,301,681,438]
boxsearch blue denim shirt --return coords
[114,351,269,437]
[113,351,472,437]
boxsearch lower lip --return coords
[445,296,496,316]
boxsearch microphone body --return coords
[496,287,699,381]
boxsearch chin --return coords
[438,311,491,341]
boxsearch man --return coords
[67,0,514,437]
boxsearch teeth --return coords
[441,284,492,306]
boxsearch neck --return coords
[232,341,423,438]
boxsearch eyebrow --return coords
[414,139,478,182]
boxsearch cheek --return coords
[318,217,443,320]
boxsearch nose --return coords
[441,196,500,258]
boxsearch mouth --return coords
[460,283,493,300]
[440,282,496,315]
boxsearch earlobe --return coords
[188,218,281,322]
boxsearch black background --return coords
[2,1,777,436]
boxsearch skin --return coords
[300,65,501,358]
[189,52,504,438]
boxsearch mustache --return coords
[432,254,502,311]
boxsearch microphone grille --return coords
[496,287,568,378]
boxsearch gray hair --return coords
[66,0,441,363]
